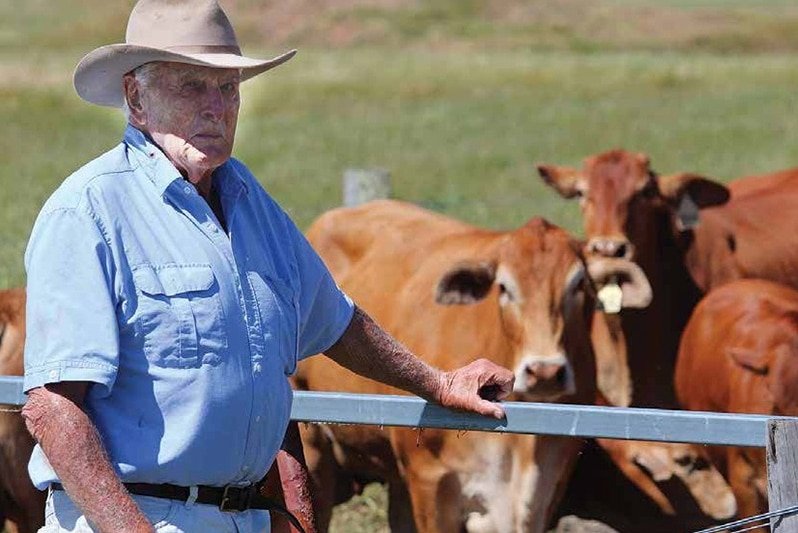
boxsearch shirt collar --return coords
[123,124,248,199]
[123,125,183,197]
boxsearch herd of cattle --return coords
[1,148,798,532]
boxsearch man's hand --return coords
[436,358,515,419]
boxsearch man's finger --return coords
[475,399,506,420]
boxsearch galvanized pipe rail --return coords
[0,375,775,447]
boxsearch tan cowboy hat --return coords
[74,0,297,108]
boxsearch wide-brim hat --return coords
[74,0,297,108]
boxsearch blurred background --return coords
[4,1,798,530]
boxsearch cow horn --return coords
[587,258,653,309]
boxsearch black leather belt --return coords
[52,481,273,512]
[51,481,306,531]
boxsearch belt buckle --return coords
[219,485,254,513]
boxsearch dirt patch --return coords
[221,0,798,53]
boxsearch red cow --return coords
[684,166,798,292]
[0,288,45,533]
[676,278,798,518]
[294,199,652,532]
[537,149,739,529]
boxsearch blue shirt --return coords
[23,125,354,490]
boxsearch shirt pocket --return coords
[132,263,228,368]
[260,274,300,376]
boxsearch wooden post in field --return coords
[768,419,798,531]
[343,168,391,206]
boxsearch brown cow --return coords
[537,149,738,530]
[683,167,798,293]
[0,288,45,533]
[675,278,798,518]
[293,199,653,533]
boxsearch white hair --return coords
[121,62,161,120]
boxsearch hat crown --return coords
[126,0,240,52]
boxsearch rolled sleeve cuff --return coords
[24,360,117,397]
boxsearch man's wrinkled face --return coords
[135,62,241,183]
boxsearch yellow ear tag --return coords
[597,283,623,314]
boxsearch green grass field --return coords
[4,1,798,531]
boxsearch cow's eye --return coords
[498,283,514,303]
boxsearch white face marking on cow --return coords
[495,265,521,307]
[496,261,581,401]
[460,437,539,532]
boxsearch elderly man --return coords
[20,1,515,532]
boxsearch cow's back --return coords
[688,170,798,292]
[303,199,503,374]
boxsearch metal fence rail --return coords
[1,375,776,447]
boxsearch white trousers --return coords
[38,488,272,532]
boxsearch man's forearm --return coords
[23,386,154,533]
[323,306,446,402]
[276,421,317,533]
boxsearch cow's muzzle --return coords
[513,355,573,400]
[586,237,635,260]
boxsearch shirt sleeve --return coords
[23,206,119,397]
[283,214,354,361]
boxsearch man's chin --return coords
[187,149,231,171]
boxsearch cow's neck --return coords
[622,204,702,409]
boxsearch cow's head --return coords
[433,218,651,403]
[537,149,730,263]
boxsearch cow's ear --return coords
[729,348,769,375]
[435,261,496,305]
[658,173,730,208]
[537,164,584,199]
[658,173,730,230]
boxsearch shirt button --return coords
[242,465,249,472]
[48,370,57,379]
[183,185,191,194]
[255,416,261,423]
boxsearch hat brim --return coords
[74,44,297,108]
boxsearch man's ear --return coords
[123,74,145,122]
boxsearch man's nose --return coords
[202,87,226,120]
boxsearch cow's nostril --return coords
[526,363,565,382]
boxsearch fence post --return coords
[343,168,391,206]
[768,419,798,531]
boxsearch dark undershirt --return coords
[206,182,228,233]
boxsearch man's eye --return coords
[182,80,204,91]
[220,82,239,93]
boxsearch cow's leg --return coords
[728,448,767,519]
[386,480,418,533]
[395,442,463,533]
